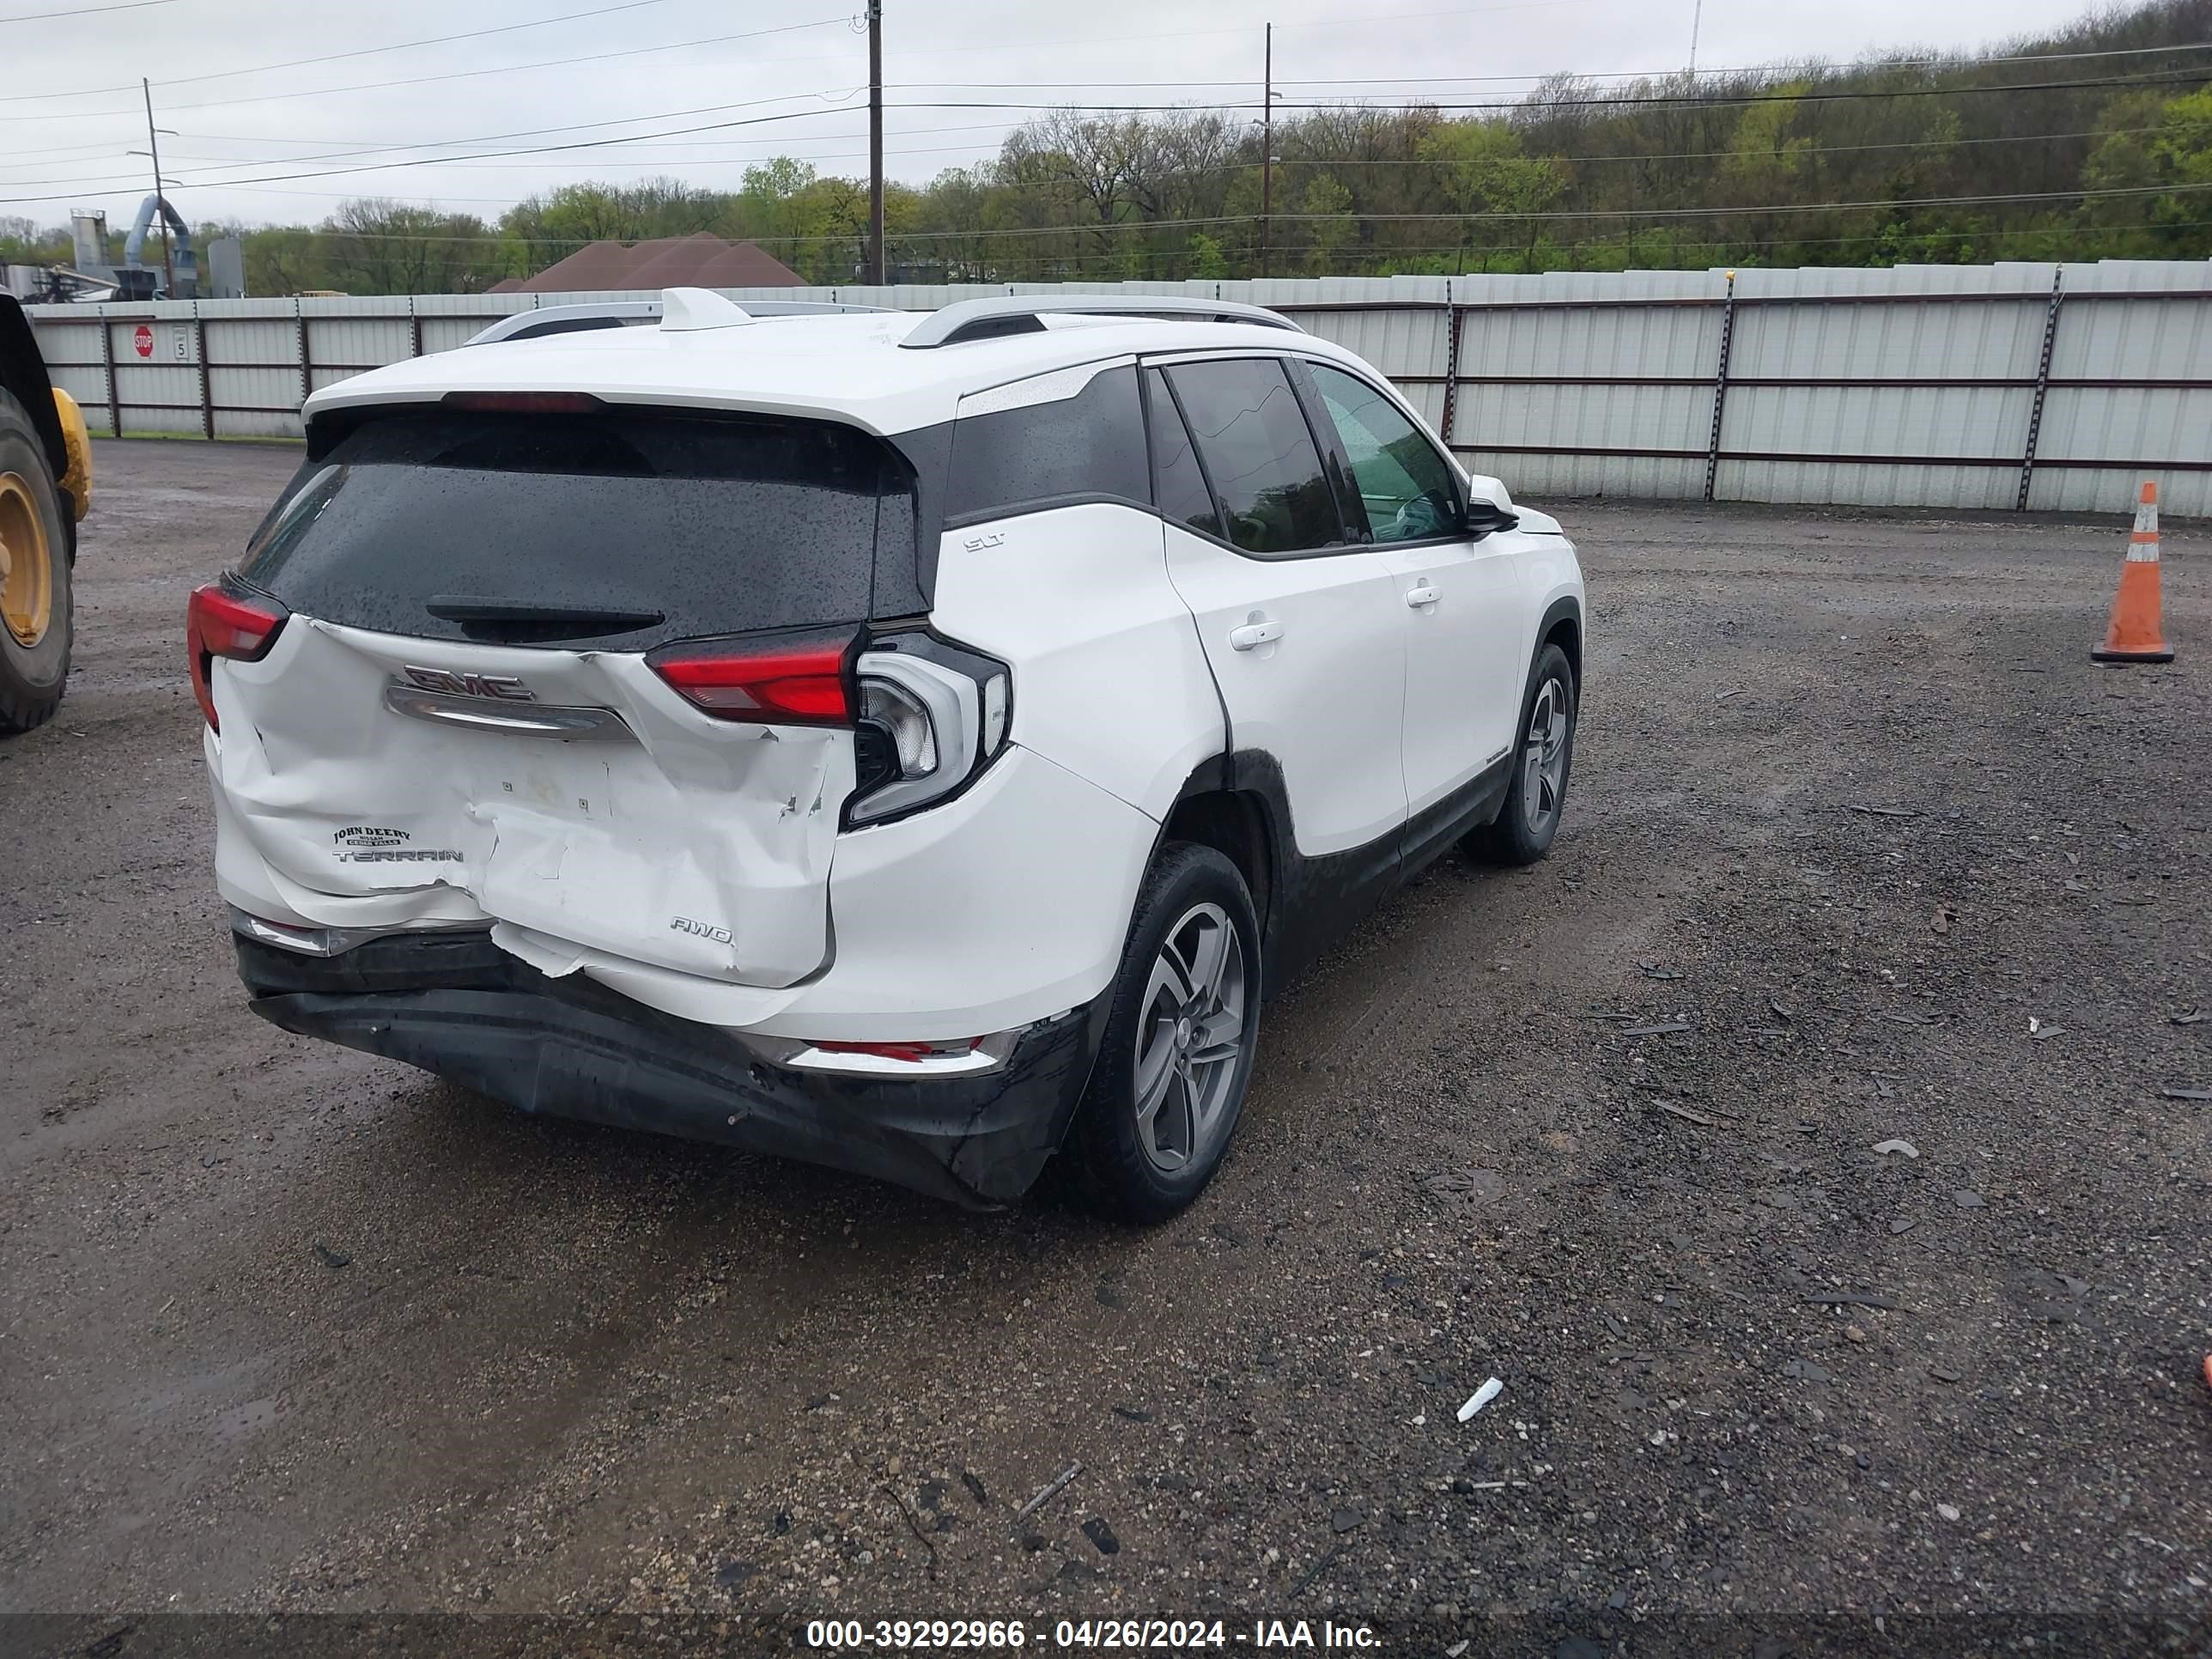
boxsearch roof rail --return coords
[464,294,891,348]
[899,294,1304,349]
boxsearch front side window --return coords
[1307,362,1462,544]
[1162,357,1345,556]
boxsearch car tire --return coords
[1468,641,1576,866]
[1061,842,1262,1222]
[0,389,73,736]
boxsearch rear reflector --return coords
[811,1038,982,1064]
[187,582,287,731]
[648,630,856,725]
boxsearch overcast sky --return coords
[0,0,2131,230]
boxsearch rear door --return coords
[1146,357,1408,859]
[1300,359,1528,817]
[209,404,905,988]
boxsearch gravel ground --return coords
[3,441,2209,1653]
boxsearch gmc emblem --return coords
[402,665,537,702]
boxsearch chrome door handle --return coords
[1228,619,1284,651]
[1405,583,1441,610]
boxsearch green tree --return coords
[1416,120,1568,270]
[321,200,501,295]
[240,227,331,295]
[1298,174,1356,274]
[1186,233,1231,279]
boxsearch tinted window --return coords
[241,409,899,649]
[1308,362,1462,544]
[1144,368,1222,540]
[944,362,1148,524]
[1164,358,1344,556]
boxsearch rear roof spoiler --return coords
[898,294,1304,349]
[464,293,892,348]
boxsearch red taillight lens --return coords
[648,630,857,725]
[187,583,287,731]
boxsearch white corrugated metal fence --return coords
[26,260,2212,515]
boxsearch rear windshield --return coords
[240,408,907,648]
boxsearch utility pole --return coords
[866,0,885,286]
[1259,22,1273,280]
[1687,0,1703,76]
[142,77,173,296]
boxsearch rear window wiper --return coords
[425,597,666,639]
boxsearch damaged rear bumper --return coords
[236,930,1106,1208]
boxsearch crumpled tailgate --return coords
[208,617,853,988]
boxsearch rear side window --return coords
[943,362,1148,525]
[1162,358,1345,556]
[1143,368,1223,541]
[240,409,904,649]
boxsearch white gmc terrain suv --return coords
[195,289,1584,1218]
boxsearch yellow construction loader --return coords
[0,294,92,732]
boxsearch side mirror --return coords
[1463,498,1520,539]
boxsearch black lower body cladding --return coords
[235,931,1106,1208]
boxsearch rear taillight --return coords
[187,582,287,731]
[848,634,1012,827]
[647,627,1012,827]
[647,629,857,725]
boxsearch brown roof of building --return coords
[513,233,803,294]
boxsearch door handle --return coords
[1228,619,1284,652]
[1405,582,1442,609]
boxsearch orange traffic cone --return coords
[2093,481,2174,664]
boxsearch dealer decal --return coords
[331,826,462,864]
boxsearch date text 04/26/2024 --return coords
[804,1620,1382,1650]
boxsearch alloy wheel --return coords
[1131,901,1249,1174]
[1521,678,1569,836]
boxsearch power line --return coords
[202,100,923,167]
[168,179,2212,246]
[3,91,896,189]
[889,40,2212,91]
[187,213,2212,276]
[9,41,2207,201]
[843,217,2212,275]
[17,117,2138,199]
[1276,67,2212,113]
[1208,124,2157,172]
[9,29,2204,137]
[0,15,855,123]
[9,68,2191,198]
[0,104,927,205]
[0,0,696,100]
[0,0,170,21]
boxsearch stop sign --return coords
[132,323,154,359]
